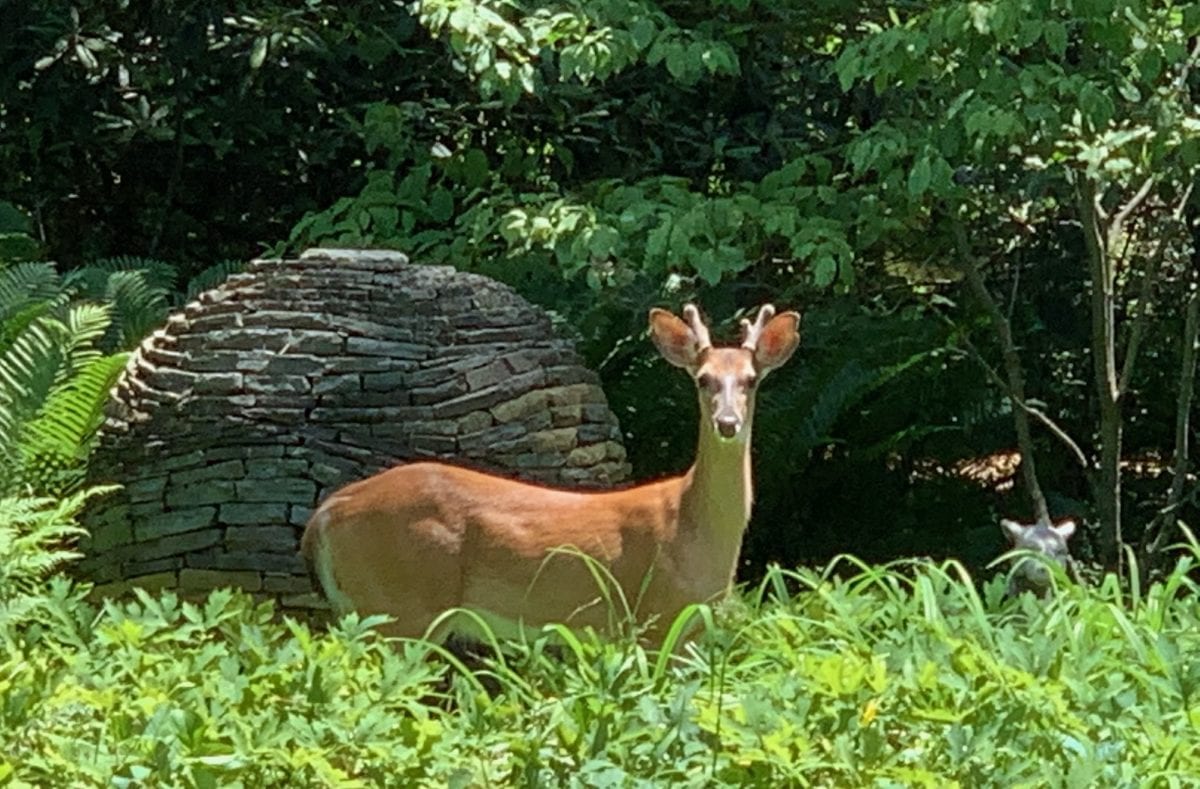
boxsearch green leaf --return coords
[0,202,32,234]
[462,149,490,190]
[907,158,932,198]
[665,46,689,81]
[1186,5,1200,35]
[0,233,42,264]
[812,254,838,287]
[631,18,656,50]
[428,189,454,222]
[249,37,268,70]
[1043,22,1067,56]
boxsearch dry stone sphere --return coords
[82,249,631,617]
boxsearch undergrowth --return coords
[1,493,1198,787]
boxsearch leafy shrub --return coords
[2,517,1197,785]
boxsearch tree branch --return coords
[941,315,1091,472]
[1110,175,1156,243]
[1142,286,1200,564]
[1118,182,1194,394]
[1079,176,1125,569]
[949,215,1052,525]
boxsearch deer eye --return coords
[697,373,715,389]
[744,375,758,389]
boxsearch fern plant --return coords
[0,254,206,494]
[0,488,113,596]
[0,487,112,639]
[64,258,173,350]
[0,305,129,495]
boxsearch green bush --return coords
[3,492,1197,786]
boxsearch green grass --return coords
[1,495,1198,787]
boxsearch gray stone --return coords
[134,529,222,561]
[193,372,245,394]
[245,459,310,478]
[89,519,134,552]
[263,355,327,375]
[346,337,427,359]
[411,434,458,453]
[170,460,246,485]
[124,557,183,577]
[125,476,167,503]
[465,360,511,391]
[241,311,331,330]
[164,481,236,508]
[179,568,264,592]
[83,252,631,608]
[226,525,297,553]
[411,377,470,405]
[234,477,317,503]
[286,331,345,355]
[219,502,289,525]
[300,247,409,266]
[362,370,409,391]
[313,375,361,396]
[190,551,305,574]
[134,507,217,540]
[324,357,420,374]
[245,375,310,395]
[263,573,313,594]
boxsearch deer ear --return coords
[649,308,701,368]
[1053,519,1077,540]
[1000,519,1025,544]
[753,311,801,371]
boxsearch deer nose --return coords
[715,415,740,438]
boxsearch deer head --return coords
[648,303,801,442]
[1000,518,1077,597]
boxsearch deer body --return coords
[302,304,799,644]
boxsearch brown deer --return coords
[301,303,800,645]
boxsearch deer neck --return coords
[679,417,754,549]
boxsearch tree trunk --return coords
[1079,180,1123,570]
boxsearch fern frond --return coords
[0,486,117,595]
[23,352,128,461]
[0,262,61,326]
[0,291,69,352]
[57,303,112,382]
[183,259,246,303]
[0,315,69,451]
[103,270,169,349]
[77,256,179,292]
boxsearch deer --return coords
[999,517,1078,597]
[300,303,801,647]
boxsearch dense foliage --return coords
[6,0,1198,572]
[2,3,1200,780]
[2,495,1198,785]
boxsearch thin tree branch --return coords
[1118,182,1194,395]
[949,215,1052,524]
[1110,176,1156,242]
[1172,37,1200,95]
[1006,259,1020,323]
[1142,287,1200,563]
[941,317,1092,472]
